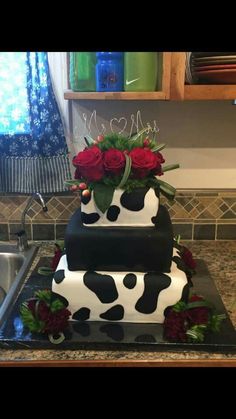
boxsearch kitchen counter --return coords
[0,240,235,366]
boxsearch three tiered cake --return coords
[52,129,190,324]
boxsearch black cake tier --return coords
[65,204,173,273]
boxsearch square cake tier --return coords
[52,248,189,324]
[65,204,173,272]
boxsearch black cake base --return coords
[0,259,235,352]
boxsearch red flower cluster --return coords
[163,295,211,343]
[72,145,165,182]
[181,246,197,270]
[51,243,63,271]
[27,298,71,334]
[20,290,71,338]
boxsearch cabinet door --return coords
[64,52,172,101]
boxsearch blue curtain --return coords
[0,52,71,193]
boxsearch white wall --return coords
[70,100,236,189]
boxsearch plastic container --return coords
[96,52,124,92]
[69,52,96,91]
[124,52,158,91]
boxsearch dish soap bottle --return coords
[69,52,96,91]
[124,52,158,91]
[96,52,124,92]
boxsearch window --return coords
[0,52,71,193]
[0,52,30,134]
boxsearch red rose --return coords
[73,146,104,182]
[187,295,209,325]
[129,147,158,179]
[187,307,209,325]
[51,249,62,271]
[181,246,196,270]
[74,167,81,179]
[44,307,71,334]
[156,152,165,164]
[189,295,204,303]
[103,148,125,176]
[163,309,189,342]
[153,152,165,176]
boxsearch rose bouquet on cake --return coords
[20,289,71,344]
[65,128,179,213]
[163,294,226,343]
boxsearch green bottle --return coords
[69,52,96,91]
[124,52,158,92]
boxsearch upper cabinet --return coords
[64,52,172,101]
[170,52,236,100]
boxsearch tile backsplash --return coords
[0,190,236,241]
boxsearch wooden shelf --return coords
[184,84,236,100]
[64,90,168,100]
[65,53,172,101]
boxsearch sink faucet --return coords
[17,192,48,251]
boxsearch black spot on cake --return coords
[180,283,189,303]
[107,205,120,221]
[100,305,124,321]
[135,272,171,314]
[120,187,149,211]
[100,324,124,341]
[51,292,69,307]
[81,212,100,224]
[53,269,65,284]
[135,334,157,343]
[72,307,90,321]
[84,272,118,303]
[81,193,91,205]
[72,322,90,337]
[123,273,137,289]
[172,255,187,273]
[154,187,160,198]
[151,215,158,225]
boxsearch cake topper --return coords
[71,110,160,150]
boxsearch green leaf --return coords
[51,299,65,312]
[55,240,64,252]
[84,135,95,147]
[35,289,51,304]
[186,325,207,343]
[64,179,81,187]
[130,127,148,143]
[48,332,65,344]
[20,303,45,333]
[172,301,187,312]
[156,179,176,199]
[162,164,180,173]
[209,313,226,333]
[186,300,214,310]
[94,184,115,213]
[37,266,54,276]
[117,154,132,189]
[151,143,166,152]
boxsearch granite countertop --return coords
[0,240,235,365]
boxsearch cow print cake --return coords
[81,187,160,227]
[52,187,190,324]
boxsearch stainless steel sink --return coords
[0,244,38,327]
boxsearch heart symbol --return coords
[110,117,127,134]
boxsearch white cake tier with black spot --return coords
[52,248,189,324]
[81,187,159,227]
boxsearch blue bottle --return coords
[96,52,124,92]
